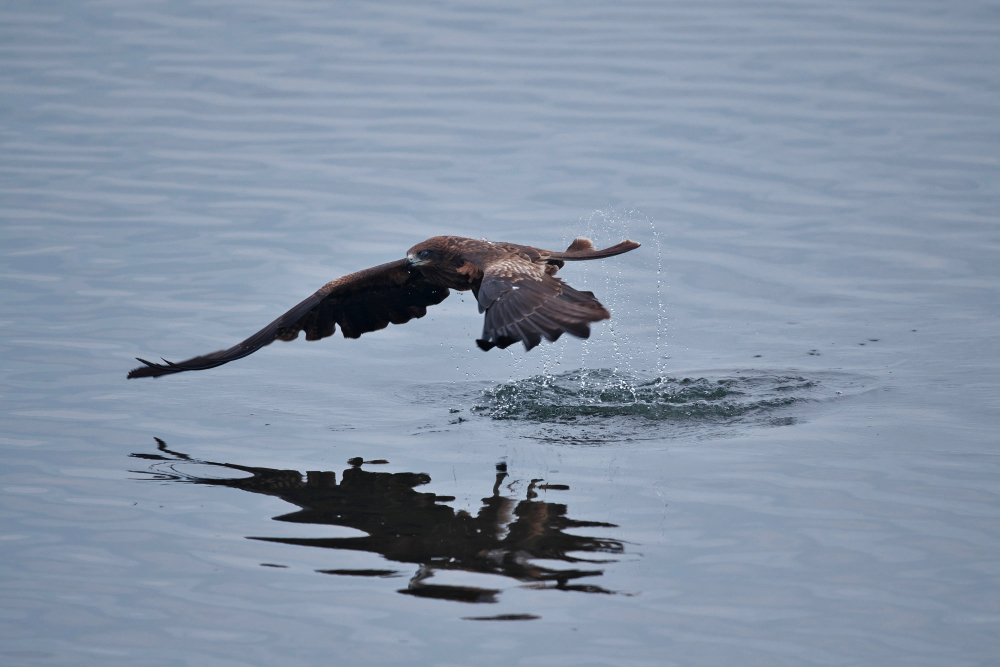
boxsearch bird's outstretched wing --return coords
[475,255,611,352]
[128,259,449,378]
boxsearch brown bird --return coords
[127,235,639,379]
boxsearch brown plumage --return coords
[127,236,639,378]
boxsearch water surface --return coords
[2,1,999,665]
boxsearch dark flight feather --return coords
[128,236,638,378]
[128,260,449,378]
[474,252,609,352]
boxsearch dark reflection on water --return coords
[131,438,623,605]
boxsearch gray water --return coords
[2,1,999,665]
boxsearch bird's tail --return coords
[547,238,640,261]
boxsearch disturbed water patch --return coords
[461,369,864,442]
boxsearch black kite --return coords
[128,235,639,378]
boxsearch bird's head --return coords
[405,237,453,269]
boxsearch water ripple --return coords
[466,369,865,440]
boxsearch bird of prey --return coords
[128,235,639,379]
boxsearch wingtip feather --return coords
[127,357,173,379]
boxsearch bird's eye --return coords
[418,250,431,259]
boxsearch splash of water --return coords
[568,207,662,378]
[471,368,820,423]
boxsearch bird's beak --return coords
[404,254,414,269]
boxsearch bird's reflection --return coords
[131,438,624,604]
